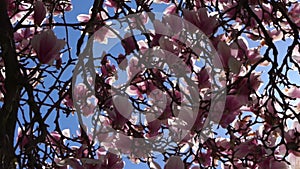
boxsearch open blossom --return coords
[33,1,46,26]
[247,47,264,65]
[182,8,218,36]
[31,29,65,64]
[281,122,300,157]
[77,11,117,44]
[286,86,300,98]
[218,95,243,128]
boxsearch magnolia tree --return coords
[0,0,300,168]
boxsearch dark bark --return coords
[0,0,22,168]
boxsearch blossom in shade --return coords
[182,8,218,36]
[31,30,65,64]
[164,156,184,169]
[258,157,288,169]
[33,1,46,26]
[122,33,136,55]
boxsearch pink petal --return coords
[154,0,170,4]
[105,0,118,8]
[77,14,91,23]
[287,86,300,98]
[164,4,177,15]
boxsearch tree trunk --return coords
[0,0,22,168]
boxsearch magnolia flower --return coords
[31,30,65,64]
[218,95,246,128]
[286,86,300,98]
[182,8,218,36]
[247,48,264,65]
[33,1,46,26]
[215,41,238,69]
[77,11,117,44]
